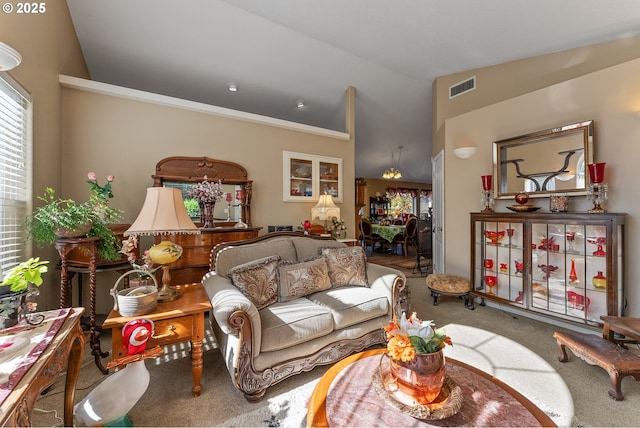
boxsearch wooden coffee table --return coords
[308,348,556,427]
[102,283,212,397]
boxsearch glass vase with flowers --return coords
[327,218,347,239]
[187,176,224,228]
[383,312,452,404]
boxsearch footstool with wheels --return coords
[426,273,474,310]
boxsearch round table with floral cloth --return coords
[372,224,405,242]
[307,348,555,427]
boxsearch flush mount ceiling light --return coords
[227,82,238,92]
[296,100,305,108]
[0,42,21,71]
[382,145,403,179]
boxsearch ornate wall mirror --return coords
[152,156,253,227]
[493,120,594,198]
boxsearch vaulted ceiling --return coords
[66,0,640,182]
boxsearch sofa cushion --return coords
[309,286,389,329]
[320,246,368,288]
[228,255,280,310]
[259,299,334,352]
[215,238,297,278]
[291,236,345,262]
[278,257,331,302]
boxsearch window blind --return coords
[0,74,31,274]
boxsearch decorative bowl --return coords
[484,230,505,244]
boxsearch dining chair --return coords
[360,217,384,255]
[393,216,417,257]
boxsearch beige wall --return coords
[0,3,88,308]
[60,84,354,231]
[438,57,640,316]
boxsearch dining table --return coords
[372,224,405,243]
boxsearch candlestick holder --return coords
[481,190,494,213]
[480,175,494,213]
[587,183,608,213]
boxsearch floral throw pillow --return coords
[228,255,281,310]
[320,246,368,288]
[278,257,331,302]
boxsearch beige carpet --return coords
[32,277,640,427]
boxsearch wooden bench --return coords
[553,331,640,400]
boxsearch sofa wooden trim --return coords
[207,232,408,402]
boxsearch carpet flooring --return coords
[31,277,640,427]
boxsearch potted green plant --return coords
[23,173,124,261]
[0,257,49,328]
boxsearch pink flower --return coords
[87,172,97,181]
[107,175,115,182]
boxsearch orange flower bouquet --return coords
[383,312,452,404]
[384,312,452,361]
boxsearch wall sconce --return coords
[0,42,21,71]
[453,146,477,159]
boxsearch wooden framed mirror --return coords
[152,156,253,227]
[493,120,594,198]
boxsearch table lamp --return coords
[125,187,200,302]
[311,194,340,231]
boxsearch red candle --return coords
[587,162,606,184]
[481,175,493,191]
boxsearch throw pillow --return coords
[278,257,331,302]
[228,255,281,310]
[320,246,368,288]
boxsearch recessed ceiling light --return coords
[227,82,238,92]
[296,100,305,108]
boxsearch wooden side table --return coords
[102,283,212,397]
[0,308,85,427]
[56,237,111,373]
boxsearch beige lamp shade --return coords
[125,187,200,237]
[311,194,340,222]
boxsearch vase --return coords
[389,349,446,404]
[332,230,347,240]
[592,271,607,289]
[0,284,43,330]
[569,258,578,284]
[202,201,215,229]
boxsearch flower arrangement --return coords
[87,172,115,201]
[120,236,160,279]
[186,176,224,203]
[23,172,123,261]
[383,312,451,362]
[327,218,347,232]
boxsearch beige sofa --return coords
[203,232,407,402]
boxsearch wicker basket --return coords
[110,270,158,317]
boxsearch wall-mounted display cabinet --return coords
[470,212,625,327]
[283,151,343,202]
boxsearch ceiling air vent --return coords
[449,76,476,99]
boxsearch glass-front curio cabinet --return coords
[470,212,625,327]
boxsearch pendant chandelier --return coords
[382,145,403,179]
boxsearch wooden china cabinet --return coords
[470,212,625,328]
[152,156,261,284]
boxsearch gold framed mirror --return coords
[493,120,594,198]
[152,156,253,227]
